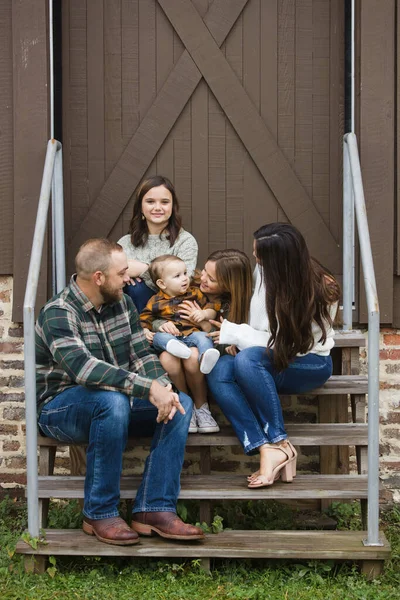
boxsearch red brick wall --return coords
[377,330,400,502]
[1,275,399,502]
[0,276,26,492]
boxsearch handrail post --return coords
[345,132,382,547]
[23,307,39,538]
[343,137,354,330]
[366,311,381,545]
[54,146,66,292]
[23,139,61,538]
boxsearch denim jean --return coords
[153,331,214,360]
[38,386,192,519]
[207,346,332,454]
[124,280,155,313]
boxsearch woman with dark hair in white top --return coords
[207,223,340,489]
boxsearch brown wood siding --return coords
[64,0,344,280]
[87,1,105,206]
[68,0,89,238]
[11,0,49,321]
[395,0,400,323]
[2,1,397,325]
[65,0,250,269]
[329,0,344,244]
[61,1,71,243]
[0,0,14,274]
[359,0,395,323]
[397,0,400,278]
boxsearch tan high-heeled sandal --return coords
[247,470,280,484]
[247,439,298,482]
[286,440,298,478]
[247,440,297,488]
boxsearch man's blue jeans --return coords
[38,386,192,520]
[153,331,214,358]
[207,347,332,454]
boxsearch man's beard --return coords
[99,280,122,305]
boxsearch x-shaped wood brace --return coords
[70,0,339,270]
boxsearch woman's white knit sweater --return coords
[220,265,337,356]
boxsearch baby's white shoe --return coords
[166,339,191,359]
[199,348,220,374]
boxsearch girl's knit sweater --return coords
[220,265,337,356]
[118,229,198,291]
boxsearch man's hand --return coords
[159,321,181,335]
[149,380,185,424]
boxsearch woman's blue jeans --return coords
[38,386,192,520]
[153,331,214,359]
[207,347,332,454]
[124,280,155,313]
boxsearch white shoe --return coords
[189,409,198,433]
[196,403,220,433]
[166,339,191,359]
[199,348,220,374]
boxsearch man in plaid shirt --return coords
[36,239,204,545]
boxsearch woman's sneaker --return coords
[196,403,220,433]
[189,409,198,433]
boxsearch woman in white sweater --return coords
[118,175,198,312]
[207,223,340,489]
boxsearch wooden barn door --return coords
[63,0,343,274]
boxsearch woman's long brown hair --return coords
[128,175,182,247]
[207,249,252,324]
[254,223,341,371]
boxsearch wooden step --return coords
[304,375,367,394]
[37,423,368,449]
[38,422,368,452]
[186,423,368,447]
[36,474,369,501]
[333,331,365,348]
[15,528,390,562]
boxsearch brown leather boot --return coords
[131,511,204,540]
[83,516,140,546]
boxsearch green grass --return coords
[1,496,399,600]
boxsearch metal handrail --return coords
[23,139,64,538]
[342,132,382,546]
[24,134,379,545]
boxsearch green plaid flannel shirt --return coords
[35,276,170,413]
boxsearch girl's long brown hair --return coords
[207,249,252,324]
[128,175,182,247]
[254,223,341,371]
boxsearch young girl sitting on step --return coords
[140,255,220,434]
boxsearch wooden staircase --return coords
[16,332,391,577]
